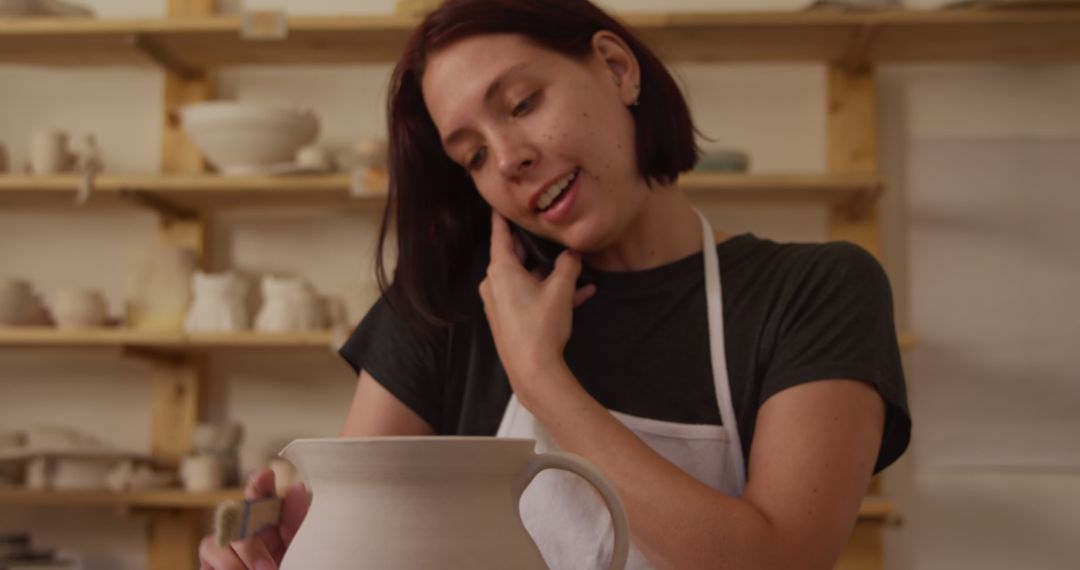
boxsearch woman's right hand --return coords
[198,468,310,570]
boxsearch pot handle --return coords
[513,451,629,570]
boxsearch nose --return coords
[493,131,537,181]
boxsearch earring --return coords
[613,76,622,87]
[631,84,641,108]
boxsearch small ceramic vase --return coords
[254,276,324,333]
[0,278,33,325]
[29,129,76,174]
[184,272,250,332]
[126,244,196,331]
[51,288,108,329]
[180,454,224,493]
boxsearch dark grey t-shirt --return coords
[340,234,911,474]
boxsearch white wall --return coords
[2,1,1079,569]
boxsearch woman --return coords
[199,0,910,568]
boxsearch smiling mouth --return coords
[536,168,580,213]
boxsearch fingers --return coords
[489,209,514,262]
[229,533,278,570]
[240,469,285,559]
[572,283,597,308]
[550,250,583,292]
[278,482,311,548]
[244,468,276,501]
[198,536,247,570]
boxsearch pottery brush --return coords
[214,497,283,547]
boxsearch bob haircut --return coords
[378,0,700,330]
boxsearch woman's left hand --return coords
[479,211,597,403]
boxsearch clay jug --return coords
[279,437,629,570]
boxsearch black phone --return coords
[509,224,592,288]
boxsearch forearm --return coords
[521,364,797,570]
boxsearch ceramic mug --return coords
[52,288,108,329]
[0,278,33,325]
[29,130,75,175]
[180,455,224,493]
[295,145,332,170]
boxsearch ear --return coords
[591,31,641,108]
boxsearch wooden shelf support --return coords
[147,510,204,570]
[127,33,201,80]
[826,62,882,260]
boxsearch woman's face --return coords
[421,32,645,252]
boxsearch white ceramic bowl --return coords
[180,102,320,175]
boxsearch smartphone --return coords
[509,224,592,288]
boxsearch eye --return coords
[512,92,538,118]
[467,147,487,170]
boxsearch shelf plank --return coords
[0,326,914,353]
[0,10,1078,69]
[0,173,386,210]
[0,172,878,211]
[0,486,896,520]
[0,487,242,509]
[0,326,341,351]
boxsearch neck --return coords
[583,184,709,272]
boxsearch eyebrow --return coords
[441,62,533,149]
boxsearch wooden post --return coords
[147,509,206,570]
[835,520,884,570]
[146,3,217,569]
[826,63,889,565]
[826,63,881,260]
[149,356,205,468]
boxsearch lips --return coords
[529,168,580,213]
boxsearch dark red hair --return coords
[377,0,700,329]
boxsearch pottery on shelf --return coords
[254,276,324,333]
[50,288,108,329]
[179,102,319,175]
[0,278,34,325]
[1,425,154,491]
[0,0,95,17]
[126,244,196,331]
[277,437,630,570]
[179,454,224,493]
[184,272,250,333]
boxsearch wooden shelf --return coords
[0,173,385,212]
[0,327,341,351]
[0,326,914,353]
[0,9,1078,70]
[0,172,880,212]
[0,486,895,520]
[0,487,242,509]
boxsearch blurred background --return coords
[1,0,1078,568]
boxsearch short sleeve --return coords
[338,296,449,430]
[761,242,911,473]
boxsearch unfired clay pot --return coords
[278,437,630,570]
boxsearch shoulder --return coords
[721,235,888,292]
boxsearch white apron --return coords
[496,210,746,570]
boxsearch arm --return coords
[339,369,436,437]
[527,365,884,570]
